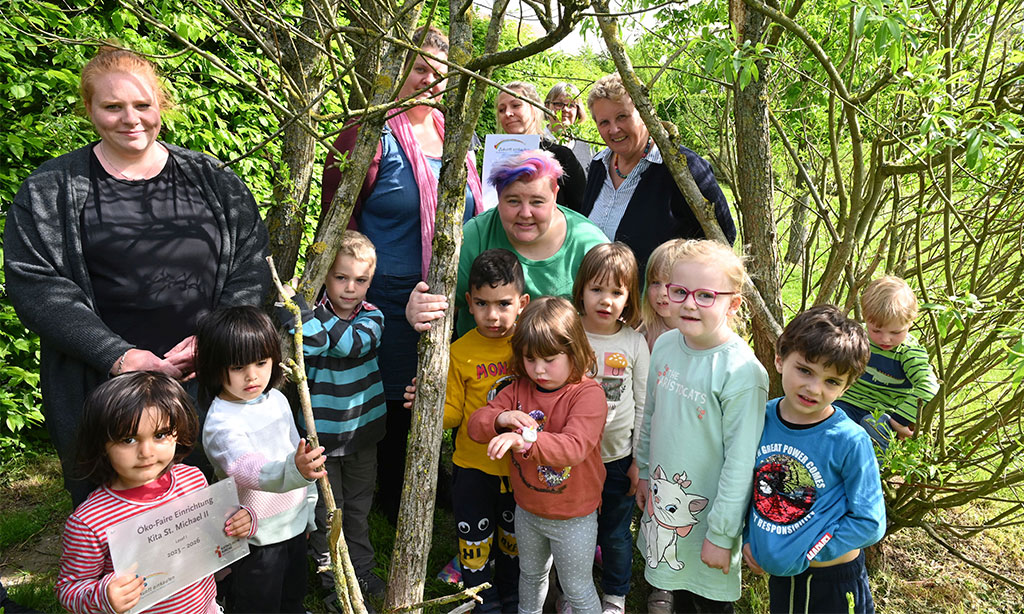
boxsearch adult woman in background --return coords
[495,81,587,212]
[320,26,484,529]
[544,81,593,172]
[580,73,736,273]
[4,47,270,508]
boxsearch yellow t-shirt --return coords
[445,328,516,476]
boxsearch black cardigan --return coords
[542,138,587,212]
[581,145,736,273]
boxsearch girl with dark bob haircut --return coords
[195,305,284,410]
[75,371,198,487]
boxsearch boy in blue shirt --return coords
[743,305,886,614]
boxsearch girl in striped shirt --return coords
[56,372,253,614]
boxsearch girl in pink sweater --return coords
[468,296,608,614]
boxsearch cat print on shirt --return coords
[641,465,709,570]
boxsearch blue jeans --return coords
[835,402,893,451]
[597,456,636,596]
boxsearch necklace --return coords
[613,137,652,179]
[97,142,161,180]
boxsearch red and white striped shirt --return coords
[57,464,218,614]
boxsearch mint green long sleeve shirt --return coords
[636,330,768,601]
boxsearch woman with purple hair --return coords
[407,149,607,336]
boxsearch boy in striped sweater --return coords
[279,230,387,603]
[835,276,939,450]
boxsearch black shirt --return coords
[82,148,221,355]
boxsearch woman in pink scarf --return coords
[320,26,483,535]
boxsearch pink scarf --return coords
[387,108,484,279]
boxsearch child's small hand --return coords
[487,432,526,460]
[106,569,145,614]
[635,478,649,511]
[224,507,253,538]
[626,461,640,496]
[295,438,327,480]
[282,276,299,299]
[403,377,418,409]
[889,418,914,440]
[742,543,765,575]
[494,410,538,431]
[700,538,731,574]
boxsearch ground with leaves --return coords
[2,452,1022,613]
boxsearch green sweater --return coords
[454,205,607,336]
[636,330,768,601]
[837,332,938,424]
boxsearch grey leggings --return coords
[515,506,601,614]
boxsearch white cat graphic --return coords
[641,465,709,569]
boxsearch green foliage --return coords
[0,234,44,462]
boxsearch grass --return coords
[3,453,1023,613]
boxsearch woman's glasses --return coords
[664,284,736,307]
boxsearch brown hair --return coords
[80,45,172,110]
[776,305,871,380]
[76,372,198,486]
[640,239,686,333]
[511,296,595,384]
[572,242,641,328]
[860,276,918,325]
[403,25,449,70]
[496,81,544,135]
[669,240,747,331]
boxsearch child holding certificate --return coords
[197,306,327,613]
[56,372,254,614]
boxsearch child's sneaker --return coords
[436,555,463,585]
[647,589,673,614]
[601,594,625,614]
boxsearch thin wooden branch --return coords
[266,256,367,614]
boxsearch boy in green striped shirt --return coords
[835,276,939,450]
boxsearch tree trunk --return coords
[263,0,326,281]
[733,5,783,393]
[383,5,500,610]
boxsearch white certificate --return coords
[108,477,250,613]
[482,133,541,209]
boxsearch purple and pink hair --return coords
[488,149,564,196]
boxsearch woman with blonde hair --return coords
[4,45,270,507]
[495,81,587,211]
[580,73,736,274]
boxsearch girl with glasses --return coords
[634,239,769,614]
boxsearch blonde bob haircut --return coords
[860,276,918,325]
[670,240,748,331]
[572,242,642,329]
[80,45,173,111]
[511,296,596,384]
[496,81,545,136]
[640,239,686,333]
